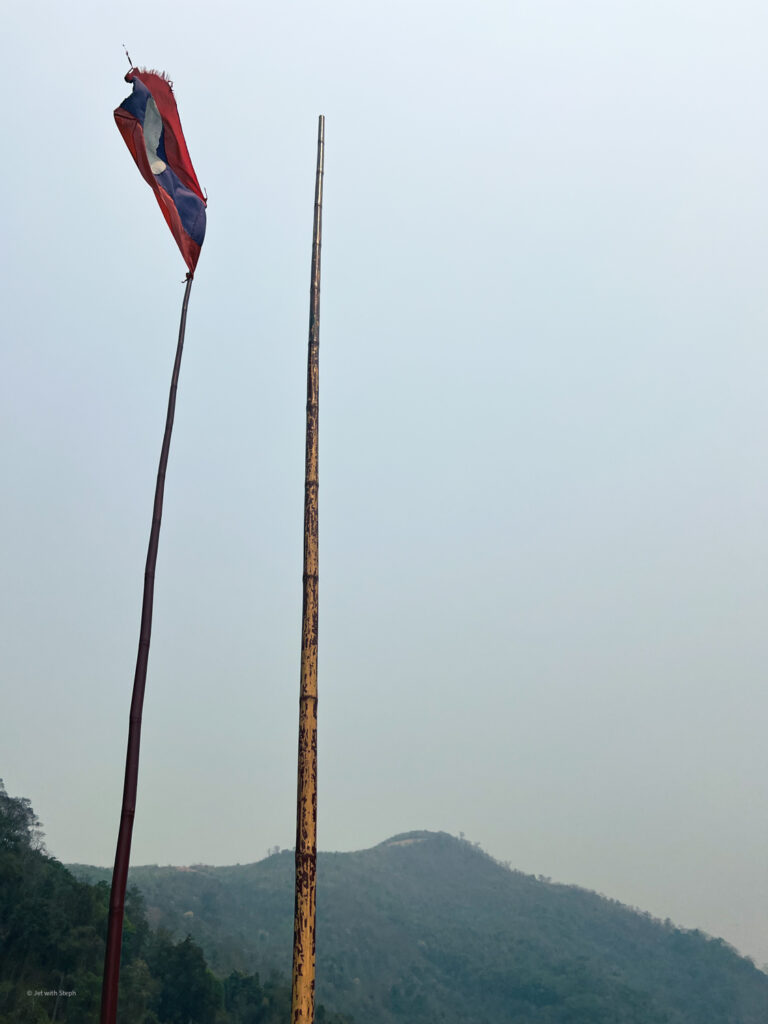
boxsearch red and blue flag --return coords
[115,69,206,275]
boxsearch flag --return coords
[115,69,207,275]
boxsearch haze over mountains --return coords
[71,830,768,1024]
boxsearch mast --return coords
[101,274,194,1024]
[291,114,325,1024]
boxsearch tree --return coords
[0,779,44,852]
[151,935,222,1024]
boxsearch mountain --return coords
[70,830,768,1024]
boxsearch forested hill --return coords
[0,780,350,1024]
[71,830,768,1024]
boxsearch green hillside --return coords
[71,830,768,1024]
[0,780,349,1024]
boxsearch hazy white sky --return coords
[2,0,767,967]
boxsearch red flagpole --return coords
[100,273,194,1024]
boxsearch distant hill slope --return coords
[71,831,768,1024]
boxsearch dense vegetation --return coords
[0,780,349,1024]
[74,830,768,1024]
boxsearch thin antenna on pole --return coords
[291,113,325,1024]
[122,44,133,68]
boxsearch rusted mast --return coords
[291,114,324,1024]
[101,274,194,1024]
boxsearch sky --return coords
[2,0,768,968]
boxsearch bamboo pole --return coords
[291,114,325,1024]
[100,273,194,1024]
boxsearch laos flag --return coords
[115,69,207,275]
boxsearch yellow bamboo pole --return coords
[291,114,324,1024]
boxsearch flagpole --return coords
[101,273,194,1024]
[291,114,324,1024]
